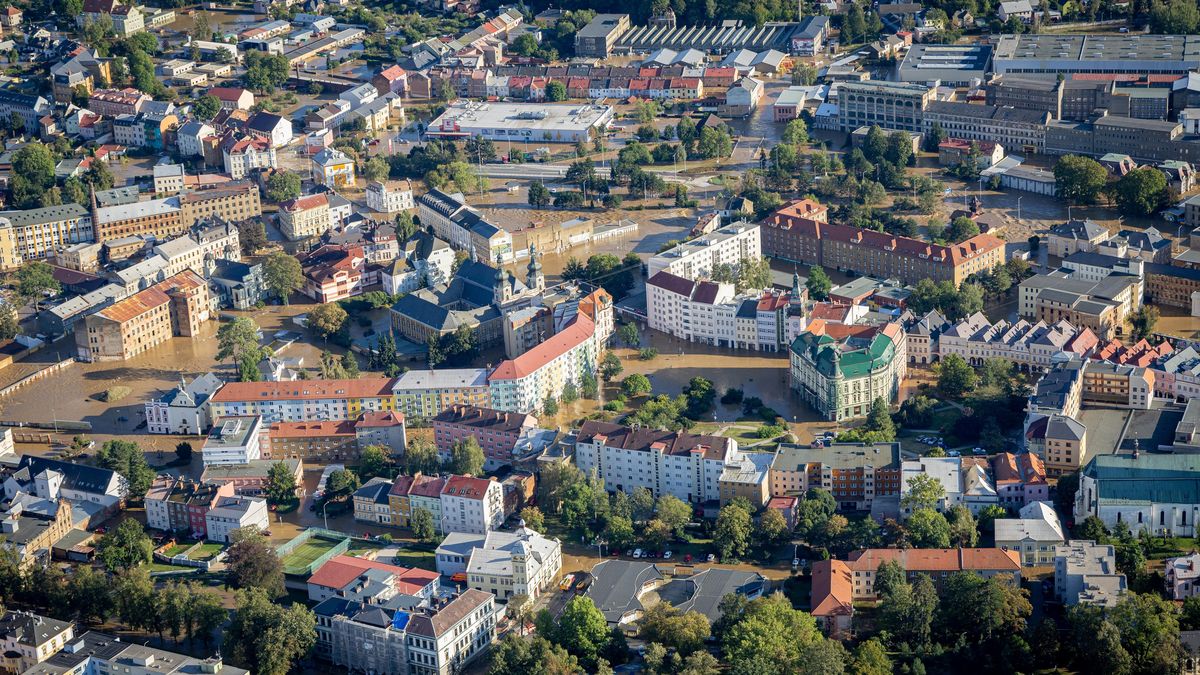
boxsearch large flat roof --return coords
[993,34,1200,73]
[428,101,613,135]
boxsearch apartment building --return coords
[222,135,277,179]
[488,313,599,414]
[201,415,264,466]
[76,270,210,362]
[991,452,1049,508]
[935,312,1097,371]
[573,420,740,504]
[205,495,269,543]
[1018,271,1141,341]
[366,180,415,214]
[837,80,933,133]
[432,405,539,469]
[845,548,1022,600]
[201,458,303,497]
[994,501,1065,566]
[789,321,907,422]
[923,101,1050,154]
[1082,361,1154,409]
[439,475,504,535]
[768,442,902,510]
[1,499,73,568]
[764,201,1005,286]
[1165,552,1200,600]
[87,87,149,117]
[416,189,512,263]
[392,369,491,420]
[1025,413,1088,476]
[759,198,829,264]
[0,203,93,270]
[24,631,246,675]
[312,148,357,188]
[298,244,365,303]
[263,412,406,462]
[0,611,74,674]
[144,476,236,537]
[1054,540,1127,607]
[647,221,761,279]
[209,377,399,423]
[1047,219,1110,258]
[279,193,331,241]
[435,526,561,600]
[178,181,262,228]
[388,473,446,529]
[92,182,260,242]
[646,272,805,352]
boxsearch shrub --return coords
[638,347,659,360]
[103,386,131,402]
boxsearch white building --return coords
[1166,552,1200,600]
[201,416,263,466]
[205,495,269,542]
[646,271,803,352]
[0,611,74,673]
[246,111,294,148]
[1054,539,1127,607]
[573,419,741,504]
[381,232,454,296]
[900,456,963,515]
[1076,453,1200,536]
[426,101,614,144]
[936,311,1095,371]
[439,475,504,535]
[177,120,215,157]
[222,135,277,179]
[366,180,415,214]
[994,501,1065,566]
[647,221,761,279]
[488,313,598,414]
[435,525,562,600]
[416,189,512,263]
[208,378,398,423]
[145,372,224,434]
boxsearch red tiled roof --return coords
[280,193,329,212]
[846,547,1021,573]
[379,65,407,81]
[308,555,439,595]
[810,559,853,618]
[811,303,852,321]
[357,410,405,428]
[210,377,394,402]
[97,270,205,323]
[441,475,496,500]
[489,314,595,381]
[207,87,250,102]
[267,420,356,439]
[406,474,446,498]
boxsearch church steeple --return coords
[527,243,544,292]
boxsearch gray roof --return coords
[586,560,664,623]
[658,568,766,622]
[1050,219,1107,241]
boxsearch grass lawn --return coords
[190,543,224,560]
[930,407,962,433]
[1143,536,1197,560]
[345,539,388,557]
[147,562,197,574]
[280,537,342,573]
[162,543,190,557]
[390,547,437,571]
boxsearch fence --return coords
[0,358,76,400]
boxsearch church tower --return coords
[527,243,544,293]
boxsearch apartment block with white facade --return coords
[647,221,761,279]
[573,420,741,504]
[435,525,562,601]
[201,416,263,466]
[440,476,504,535]
[208,378,398,423]
[205,495,269,542]
[488,313,599,414]
[366,180,415,213]
[646,271,806,352]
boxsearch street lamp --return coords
[1016,196,1023,222]
[321,500,331,530]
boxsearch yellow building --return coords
[311,148,356,188]
[209,377,397,422]
[76,270,211,362]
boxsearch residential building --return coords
[1166,552,1200,600]
[387,473,446,529]
[844,548,1022,600]
[435,525,561,600]
[440,475,504,535]
[768,442,902,510]
[210,260,266,310]
[0,611,74,674]
[265,412,406,463]
[1027,360,1085,420]
[935,312,1096,372]
[0,498,73,568]
[279,193,332,241]
[810,560,854,639]
[0,203,94,270]
[1025,413,1088,476]
[312,148,356,188]
[22,631,246,675]
[205,495,269,542]
[837,80,933,133]
[75,270,210,362]
[1076,453,1200,536]
[365,180,415,214]
[87,88,148,117]
[209,377,398,423]
[1081,361,1154,409]
[146,373,225,435]
[200,458,303,497]
[647,221,761,279]
[144,476,235,537]
[789,321,907,421]
[208,87,255,111]
[202,416,264,466]
[1018,272,1141,341]
[246,111,293,148]
[646,272,804,352]
[723,77,764,117]
[432,405,539,470]
[298,244,365,303]
[991,452,1050,508]
[380,232,454,296]
[1055,540,1127,607]
[764,200,1005,286]
[995,501,1065,566]
[900,456,963,514]
[352,477,394,527]
[573,420,742,504]
[177,121,216,157]
[488,313,599,414]
[308,554,439,604]
[3,456,127,526]
[1047,219,1110,258]
[222,134,277,179]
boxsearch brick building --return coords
[432,405,539,469]
[76,270,211,361]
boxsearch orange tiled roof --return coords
[441,475,494,500]
[210,377,394,402]
[96,270,205,323]
[489,314,594,381]
[308,555,439,595]
[846,547,1021,573]
[267,420,356,438]
[811,559,854,617]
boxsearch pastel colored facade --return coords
[279,193,331,241]
[647,221,761,279]
[440,475,504,535]
[0,203,93,271]
[392,369,491,420]
[366,180,415,214]
[435,526,561,600]
[387,473,446,529]
[1076,453,1200,537]
[844,547,1023,600]
[298,244,366,303]
[769,443,902,510]
[990,452,1050,508]
[646,271,806,352]
[764,200,1005,287]
[1025,414,1088,477]
[935,311,1098,372]
[205,495,269,542]
[994,501,1065,566]
[208,87,256,111]
[1165,553,1200,600]
[432,405,539,469]
[0,611,74,674]
[312,148,356,188]
[222,134,277,179]
[75,270,211,362]
[144,476,236,537]
[209,378,398,423]
[789,320,908,422]
[573,420,741,504]
[488,313,599,414]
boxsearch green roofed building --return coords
[788,320,907,421]
[1076,452,1200,537]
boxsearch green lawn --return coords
[147,562,197,574]
[345,539,388,557]
[190,543,224,560]
[162,544,190,557]
[280,537,342,573]
[1143,536,1197,560]
[390,547,437,571]
[930,407,962,433]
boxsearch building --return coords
[386,473,446,530]
[202,416,264,466]
[899,43,992,87]
[381,232,455,296]
[923,101,1050,154]
[991,452,1050,508]
[279,193,331,241]
[1025,414,1088,476]
[1081,361,1154,409]
[837,80,933,133]
[209,377,398,423]
[311,148,356,188]
[646,273,803,352]
[723,77,764,117]
[298,244,365,303]
[574,14,631,58]
[1018,272,1141,341]
[0,203,94,270]
[432,405,540,470]
[0,498,73,568]
[308,554,439,604]
[210,259,266,310]
[200,458,303,497]
[1047,219,1110,258]
[75,270,210,362]
[764,200,1005,286]
[246,111,293,148]
[810,560,854,639]
[87,88,148,117]
[416,189,511,263]
[435,525,561,600]
[992,33,1200,77]
[844,548,1022,600]
[900,456,964,515]
[208,87,255,111]
[1166,552,1200,600]
[92,181,261,243]
[365,180,414,214]
[769,442,902,511]
[21,631,246,675]
[426,101,614,144]
[439,475,504,535]
[648,221,761,279]
[222,134,277,179]
[934,312,1096,372]
[1076,453,1200,536]
[391,369,491,420]
[488,313,599,414]
[265,412,406,463]
[1054,539,1127,607]
[144,476,235,538]
[789,321,907,421]
[994,501,1065,566]
[205,495,269,542]
[573,420,742,504]
[0,611,74,674]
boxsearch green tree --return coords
[1113,167,1169,215]
[546,80,566,101]
[307,303,348,342]
[448,436,486,476]
[937,353,976,399]
[15,261,61,311]
[225,528,285,598]
[618,322,640,346]
[851,638,892,675]
[357,445,393,481]
[721,592,819,674]
[655,494,692,539]
[637,602,711,655]
[902,473,947,512]
[263,252,303,305]
[265,172,301,202]
[863,398,896,441]
[947,216,980,243]
[946,504,979,547]
[756,508,789,547]
[600,352,623,381]
[363,156,390,183]
[1150,0,1200,32]
[410,507,436,542]
[193,94,221,121]
[1054,154,1108,204]
[225,587,316,675]
[715,502,752,561]
[782,118,809,145]
[528,181,551,208]
[216,317,264,364]
[403,438,441,476]
[96,439,154,499]
[489,634,579,674]
[518,506,545,531]
[264,461,298,505]
[906,508,952,548]
[806,265,832,301]
[239,220,267,256]
[0,304,18,340]
[545,596,611,668]
[622,373,652,397]
[326,469,360,500]
[1130,304,1160,341]
[96,518,153,571]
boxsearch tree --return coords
[410,507,436,542]
[545,596,611,668]
[906,508,952,548]
[1077,515,1109,542]
[1054,154,1108,204]
[937,354,976,399]
[799,638,848,675]
[546,80,567,101]
[265,172,301,202]
[851,638,892,675]
[1112,166,1169,216]
[225,587,316,675]
[224,528,285,597]
[69,565,113,624]
[604,515,635,550]
[264,461,298,505]
[679,651,721,675]
[239,219,267,256]
[874,560,907,601]
[902,473,947,512]
[263,252,302,305]
[448,437,485,476]
[489,634,579,674]
[96,518,153,571]
[638,603,711,655]
[937,572,1031,651]
[193,94,221,121]
[96,439,155,499]
[1150,0,1200,32]
[1130,304,1160,341]
[404,438,440,476]
[756,508,789,547]
[0,304,18,341]
[617,321,640,346]
[15,261,61,311]
[977,504,1009,535]
[307,303,347,342]
[357,445,393,481]
[946,504,979,547]
[518,506,545,531]
[174,441,193,464]
[600,352,623,381]
[655,494,692,539]
[363,156,390,183]
[326,469,359,500]
[216,316,264,365]
[580,372,599,399]
[721,592,820,674]
[528,181,551,208]
[622,373,652,397]
[715,502,752,561]
[947,216,980,243]
[806,266,832,300]
[782,118,809,146]
[863,398,896,441]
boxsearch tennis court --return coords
[280,535,345,574]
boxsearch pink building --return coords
[432,404,539,469]
[991,452,1049,509]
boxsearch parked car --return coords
[559,573,576,591]
[663,551,672,560]
[452,572,468,584]
[633,548,643,558]
[706,553,716,563]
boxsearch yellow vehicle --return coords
[559,573,576,591]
